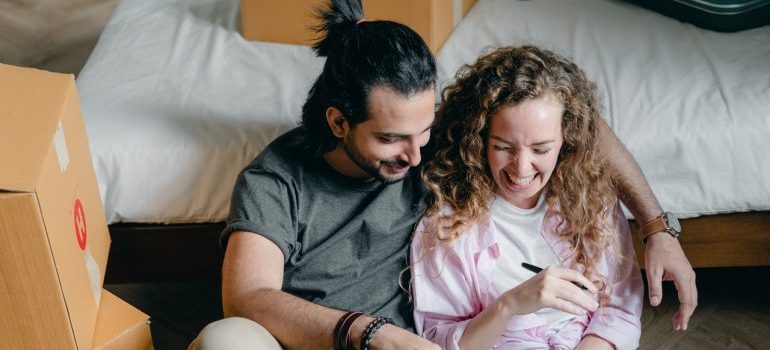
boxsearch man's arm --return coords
[596,119,660,223]
[222,231,439,350]
[596,118,698,331]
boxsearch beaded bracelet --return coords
[359,316,394,350]
[333,311,364,350]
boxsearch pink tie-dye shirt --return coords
[411,202,643,350]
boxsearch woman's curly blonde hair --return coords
[422,45,618,282]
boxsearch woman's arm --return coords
[575,335,615,350]
[581,203,644,350]
[411,219,480,350]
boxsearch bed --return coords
[76,0,770,282]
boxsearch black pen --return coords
[521,262,588,291]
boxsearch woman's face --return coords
[487,95,564,209]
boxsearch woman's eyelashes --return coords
[492,144,551,155]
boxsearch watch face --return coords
[665,212,681,232]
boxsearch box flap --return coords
[0,63,74,192]
[92,290,153,350]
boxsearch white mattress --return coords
[78,0,323,223]
[437,0,770,219]
[77,0,770,224]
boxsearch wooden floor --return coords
[104,267,770,350]
[105,281,222,350]
[3,1,770,350]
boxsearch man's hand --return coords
[367,324,441,350]
[645,232,698,331]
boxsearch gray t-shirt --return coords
[222,127,425,330]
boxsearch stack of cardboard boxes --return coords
[0,63,153,349]
[240,0,477,53]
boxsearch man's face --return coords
[487,95,564,208]
[331,85,435,183]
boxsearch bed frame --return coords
[104,211,770,283]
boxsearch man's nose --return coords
[402,141,422,167]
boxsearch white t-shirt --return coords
[490,192,575,334]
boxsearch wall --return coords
[0,0,118,75]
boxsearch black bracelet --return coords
[333,311,352,350]
[359,316,393,350]
[333,311,363,350]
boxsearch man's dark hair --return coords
[300,0,437,156]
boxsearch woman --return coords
[411,46,643,350]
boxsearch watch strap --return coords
[638,216,667,242]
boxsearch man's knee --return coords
[188,317,282,350]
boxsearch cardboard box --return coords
[92,290,153,350]
[241,0,477,53]
[0,63,111,349]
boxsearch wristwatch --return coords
[638,211,680,243]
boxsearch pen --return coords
[521,262,588,291]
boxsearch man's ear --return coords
[325,106,348,138]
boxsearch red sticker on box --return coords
[73,198,87,251]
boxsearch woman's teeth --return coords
[507,173,535,186]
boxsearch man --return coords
[190,1,696,349]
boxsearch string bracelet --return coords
[360,316,394,350]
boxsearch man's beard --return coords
[342,136,410,183]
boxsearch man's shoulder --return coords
[261,126,306,157]
[247,127,311,173]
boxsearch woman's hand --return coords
[500,267,600,316]
[458,267,600,350]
